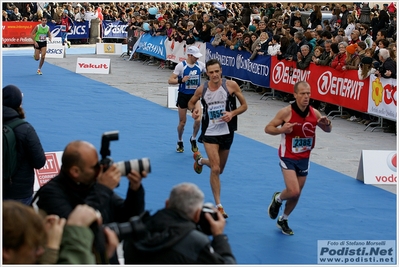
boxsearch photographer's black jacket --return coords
[3,106,46,199]
[33,171,145,224]
[123,208,236,264]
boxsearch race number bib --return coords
[185,75,199,90]
[39,34,47,41]
[208,104,225,125]
[60,25,66,31]
[292,138,313,153]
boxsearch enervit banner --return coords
[367,74,397,121]
[34,151,63,191]
[270,57,370,112]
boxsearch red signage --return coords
[269,57,370,112]
[34,153,60,187]
[2,21,39,44]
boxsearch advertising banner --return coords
[102,20,128,39]
[205,44,271,87]
[357,150,397,185]
[367,74,397,121]
[164,40,206,63]
[270,57,370,112]
[2,21,38,44]
[2,21,89,44]
[48,21,89,39]
[34,151,63,192]
[135,33,167,60]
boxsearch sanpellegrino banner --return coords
[135,33,167,60]
[2,21,89,44]
[2,22,38,44]
[270,56,370,112]
[367,74,397,121]
[205,44,271,87]
[102,20,128,39]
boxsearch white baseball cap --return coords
[187,46,202,58]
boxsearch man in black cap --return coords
[2,85,46,205]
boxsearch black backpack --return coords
[3,119,26,183]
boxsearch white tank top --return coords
[203,85,230,136]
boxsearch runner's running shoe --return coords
[37,69,42,75]
[193,151,203,174]
[217,205,229,218]
[277,216,294,235]
[190,138,198,152]
[176,141,184,153]
[268,192,282,219]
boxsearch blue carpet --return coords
[2,52,396,265]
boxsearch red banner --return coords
[269,56,370,112]
[2,21,39,44]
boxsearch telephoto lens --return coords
[115,158,151,176]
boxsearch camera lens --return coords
[116,158,151,176]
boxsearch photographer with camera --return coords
[33,139,148,263]
[123,182,236,264]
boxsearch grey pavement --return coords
[44,45,397,194]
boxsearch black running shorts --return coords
[176,92,194,109]
[202,131,234,150]
[33,41,47,50]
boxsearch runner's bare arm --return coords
[265,107,292,135]
[188,85,203,113]
[226,80,247,117]
[31,26,38,44]
[314,108,332,133]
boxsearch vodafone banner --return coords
[269,57,370,112]
[34,151,63,192]
[357,150,397,185]
[76,57,111,74]
[367,74,397,121]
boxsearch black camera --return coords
[104,211,149,240]
[197,202,218,236]
[99,131,151,175]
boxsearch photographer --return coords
[33,140,147,263]
[123,183,236,264]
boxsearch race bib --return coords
[208,104,225,125]
[292,137,313,153]
[185,75,199,90]
[60,25,66,31]
[39,34,47,41]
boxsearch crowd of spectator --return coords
[2,2,397,128]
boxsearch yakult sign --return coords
[76,57,111,74]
